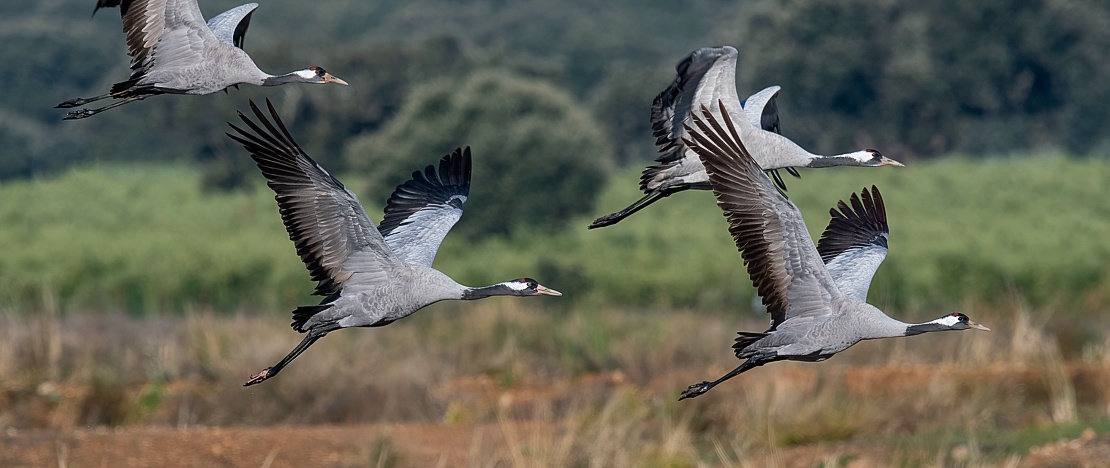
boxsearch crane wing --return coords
[741,85,781,135]
[379,148,471,268]
[641,46,741,192]
[816,186,889,303]
[93,0,124,15]
[227,99,401,297]
[205,3,257,49]
[683,101,844,330]
[739,85,802,185]
[642,47,796,193]
[99,0,222,81]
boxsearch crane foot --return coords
[55,98,88,108]
[63,109,96,120]
[243,367,275,387]
[678,381,712,400]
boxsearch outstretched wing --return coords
[641,46,742,193]
[379,148,472,267]
[816,186,889,302]
[683,101,843,330]
[99,0,223,80]
[741,85,801,186]
[741,85,781,136]
[641,47,797,193]
[227,99,401,297]
[92,0,124,15]
[205,3,257,49]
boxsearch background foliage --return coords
[4,157,1110,314]
[2,0,1110,313]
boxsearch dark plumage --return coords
[816,187,888,264]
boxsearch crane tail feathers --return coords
[732,332,767,357]
[291,303,334,332]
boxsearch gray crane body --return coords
[58,1,345,118]
[588,46,900,229]
[226,100,559,386]
[676,102,988,400]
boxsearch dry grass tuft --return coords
[1,302,1109,466]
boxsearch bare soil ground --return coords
[1,423,535,468]
[5,422,1110,467]
[5,310,1110,466]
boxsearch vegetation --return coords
[3,156,1110,314]
[344,70,615,236]
[2,300,1109,465]
[726,0,1110,156]
[5,0,1110,197]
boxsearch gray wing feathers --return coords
[817,186,890,302]
[642,47,797,193]
[226,100,399,297]
[683,102,843,329]
[380,148,472,267]
[693,48,742,122]
[742,85,781,135]
[641,46,738,192]
[117,0,169,72]
[206,3,258,48]
[117,0,224,79]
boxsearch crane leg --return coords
[62,95,150,120]
[678,358,764,400]
[55,93,114,108]
[243,324,340,387]
[590,188,674,228]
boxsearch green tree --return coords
[725,0,1110,156]
[344,70,615,237]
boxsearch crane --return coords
[226,100,560,386]
[588,46,901,229]
[56,0,347,120]
[677,102,987,400]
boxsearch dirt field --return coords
[4,309,1110,466]
[5,422,1110,467]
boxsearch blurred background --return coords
[2,0,1110,466]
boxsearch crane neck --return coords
[262,73,299,86]
[460,283,519,300]
[262,70,314,86]
[804,150,876,168]
[903,314,967,336]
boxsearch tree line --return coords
[3,0,1108,234]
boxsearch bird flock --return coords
[60,0,989,398]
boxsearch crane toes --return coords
[243,367,275,387]
[63,109,95,120]
[678,381,712,400]
[587,214,618,229]
[55,98,86,109]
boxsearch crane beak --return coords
[322,73,348,86]
[535,285,562,296]
[968,320,991,331]
[879,156,904,167]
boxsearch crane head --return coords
[864,149,904,167]
[299,66,348,85]
[505,278,562,297]
[942,312,991,331]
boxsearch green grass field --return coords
[3,154,1109,315]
